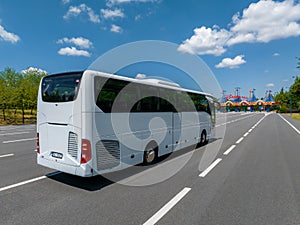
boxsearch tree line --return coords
[274,58,300,113]
[0,67,47,124]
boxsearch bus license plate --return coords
[51,152,63,159]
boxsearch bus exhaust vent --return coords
[96,140,120,171]
[68,132,78,160]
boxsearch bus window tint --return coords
[42,73,82,102]
[95,78,129,113]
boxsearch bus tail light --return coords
[37,133,40,154]
[81,139,91,164]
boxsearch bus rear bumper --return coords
[37,156,93,177]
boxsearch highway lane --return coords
[1,113,299,224]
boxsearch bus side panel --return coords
[179,112,201,149]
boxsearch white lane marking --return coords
[0,153,14,158]
[143,187,191,225]
[236,137,244,144]
[0,176,46,192]
[243,132,249,137]
[278,114,300,135]
[0,172,61,193]
[223,145,236,155]
[199,158,222,178]
[2,138,36,144]
[248,129,253,132]
[216,114,257,127]
[0,132,29,136]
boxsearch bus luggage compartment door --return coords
[39,123,81,166]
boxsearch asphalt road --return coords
[0,112,300,225]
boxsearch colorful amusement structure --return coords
[220,88,280,112]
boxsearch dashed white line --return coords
[243,132,249,137]
[0,172,61,193]
[2,137,36,144]
[0,153,14,158]
[0,176,46,192]
[278,114,300,135]
[223,145,236,155]
[0,132,29,136]
[199,158,222,178]
[236,137,244,144]
[143,187,191,225]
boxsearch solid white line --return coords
[3,137,36,144]
[0,153,14,158]
[0,176,46,192]
[223,145,236,155]
[278,114,300,135]
[143,187,191,225]
[243,132,249,137]
[199,158,222,178]
[0,132,29,136]
[236,137,244,144]
[248,129,253,132]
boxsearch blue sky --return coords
[1,0,300,98]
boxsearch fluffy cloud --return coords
[57,37,92,49]
[110,24,123,33]
[64,4,100,23]
[273,52,280,56]
[58,47,91,57]
[178,26,230,56]
[106,0,159,7]
[215,55,246,69]
[101,8,124,19]
[0,25,20,43]
[135,73,147,79]
[21,67,47,74]
[266,83,275,87]
[179,0,300,56]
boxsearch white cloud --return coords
[179,0,300,56]
[135,14,142,21]
[135,73,147,79]
[57,37,92,49]
[62,0,71,4]
[106,0,159,7]
[266,83,275,87]
[64,4,100,23]
[21,67,47,74]
[110,24,123,33]
[101,8,124,19]
[58,47,91,57]
[178,26,230,56]
[0,25,20,43]
[230,0,300,43]
[215,55,246,69]
[273,52,280,56]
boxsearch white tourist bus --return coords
[37,70,216,177]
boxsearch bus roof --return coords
[47,70,214,98]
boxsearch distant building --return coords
[220,88,280,112]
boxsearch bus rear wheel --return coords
[143,143,157,165]
[200,130,207,146]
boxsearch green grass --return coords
[291,113,300,121]
[0,109,36,126]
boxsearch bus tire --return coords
[143,142,158,165]
[200,130,207,146]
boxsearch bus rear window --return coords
[41,73,83,102]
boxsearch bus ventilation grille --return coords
[68,132,78,160]
[96,140,120,171]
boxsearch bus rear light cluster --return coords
[81,139,91,164]
[37,133,40,154]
